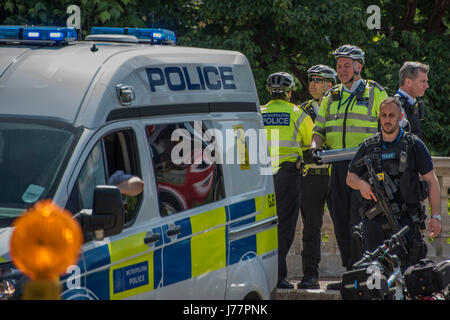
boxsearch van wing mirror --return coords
[76,185,124,241]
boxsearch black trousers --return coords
[299,172,329,277]
[327,161,362,269]
[273,163,301,283]
[362,214,428,270]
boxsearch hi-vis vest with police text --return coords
[261,99,313,173]
[313,80,388,150]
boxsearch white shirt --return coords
[342,79,363,93]
[397,88,416,129]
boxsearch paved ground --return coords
[274,277,342,300]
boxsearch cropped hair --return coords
[399,61,429,87]
[380,96,402,112]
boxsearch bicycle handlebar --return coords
[353,225,409,269]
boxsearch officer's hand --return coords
[427,218,441,238]
[310,148,323,165]
[358,180,377,202]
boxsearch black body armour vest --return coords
[395,94,425,141]
[363,131,428,211]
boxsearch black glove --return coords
[310,148,323,165]
[296,156,306,175]
[302,149,314,165]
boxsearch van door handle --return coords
[166,225,181,237]
[144,233,160,244]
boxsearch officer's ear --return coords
[404,77,413,89]
[354,61,363,75]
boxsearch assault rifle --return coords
[355,156,409,255]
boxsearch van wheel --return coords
[159,191,182,216]
[243,292,261,300]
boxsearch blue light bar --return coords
[0,26,77,44]
[90,27,176,45]
[0,26,23,39]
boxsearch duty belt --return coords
[279,161,298,172]
[306,168,329,176]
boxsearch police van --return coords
[0,26,278,300]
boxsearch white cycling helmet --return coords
[307,65,338,84]
[332,45,365,65]
[266,72,295,93]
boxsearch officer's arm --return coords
[300,115,314,149]
[346,171,377,202]
[116,176,144,196]
[422,170,441,237]
[372,82,388,118]
[311,95,328,149]
[346,144,376,201]
[310,134,322,150]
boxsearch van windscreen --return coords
[0,120,78,218]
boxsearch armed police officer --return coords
[310,45,388,288]
[346,97,441,268]
[297,65,337,289]
[395,61,430,140]
[261,72,313,289]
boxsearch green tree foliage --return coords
[1,0,448,155]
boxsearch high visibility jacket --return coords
[261,99,313,173]
[313,80,387,150]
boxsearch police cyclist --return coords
[261,72,313,289]
[346,96,441,268]
[310,45,388,289]
[297,65,337,289]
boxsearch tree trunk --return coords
[400,0,418,30]
[427,0,450,34]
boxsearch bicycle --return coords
[341,225,449,300]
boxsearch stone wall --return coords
[287,157,450,278]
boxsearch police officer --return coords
[310,45,388,288]
[346,97,441,268]
[261,72,313,289]
[297,65,337,289]
[396,61,430,140]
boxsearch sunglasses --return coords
[309,78,326,84]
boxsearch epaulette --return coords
[367,80,385,91]
[328,84,342,102]
[299,100,310,108]
[363,132,381,147]
[402,131,418,147]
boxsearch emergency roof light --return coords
[0,25,77,45]
[89,27,176,45]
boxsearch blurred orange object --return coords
[10,199,83,280]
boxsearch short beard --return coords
[382,124,398,135]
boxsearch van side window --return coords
[66,142,107,213]
[146,123,225,217]
[67,130,142,225]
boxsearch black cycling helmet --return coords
[266,72,295,93]
[307,65,338,84]
[332,44,365,65]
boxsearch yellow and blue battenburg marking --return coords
[76,194,277,300]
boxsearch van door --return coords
[143,121,228,299]
[64,124,164,300]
